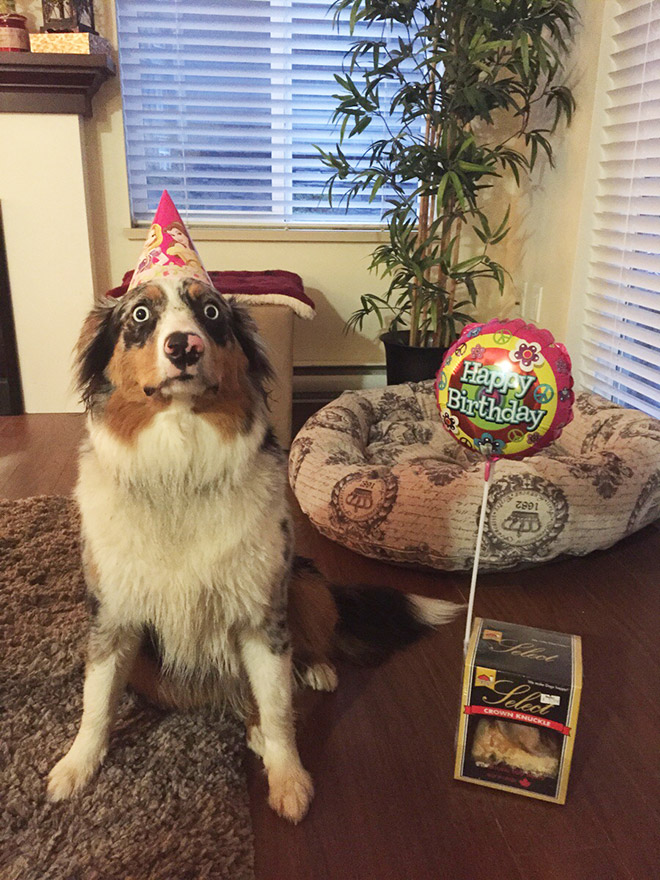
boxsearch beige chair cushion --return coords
[289,381,660,570]
[249,305,293,448]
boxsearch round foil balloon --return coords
[435,319,574,460]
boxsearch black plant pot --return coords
[381,331,447,386]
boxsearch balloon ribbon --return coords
[463,456,496,654]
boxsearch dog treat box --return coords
[456,618,582,803]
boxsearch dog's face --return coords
[76,278,272,439]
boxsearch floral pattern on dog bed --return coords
[289,382,660,571]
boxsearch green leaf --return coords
[519,32,530,77]
[492,205,511,238]
[369,174,385,203]
[350,115,372,137]
[530,135,538,169]
[349,0,360,35]
[465,276,478,305]
[435,173,450,208]
[456,134,476,158]
[490,228,510,245]
[448,172,467,211]
[455,254,485,272]
[457,161,495,174]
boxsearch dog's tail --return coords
[289,557,462,668]
[329,583,461,665]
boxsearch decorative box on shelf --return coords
[29,31,112,56]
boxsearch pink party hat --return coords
[128,191,212,291]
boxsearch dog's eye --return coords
[204,302,220,321]
[132,305,151,323]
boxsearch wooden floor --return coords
[2,414,659,880]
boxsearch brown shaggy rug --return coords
[0,496,255,880]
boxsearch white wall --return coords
[566,1,619,380]
[504,1,607,356]
[0,115,95,412]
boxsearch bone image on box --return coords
[472,718,560,778]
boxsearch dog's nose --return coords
[164,332,204,369]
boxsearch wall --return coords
[8,0,606,410]
[503,0,607,357]
[0,115,95,412]
[566,0,619,378]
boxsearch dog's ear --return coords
[226,298,274,385]
[75,298,121,411]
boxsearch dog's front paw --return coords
[268,763,314,824]
[47,751,100,802]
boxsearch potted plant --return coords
[318,0,578,383]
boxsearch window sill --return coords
[124,225,387,244]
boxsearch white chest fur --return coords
[77,405,288,674]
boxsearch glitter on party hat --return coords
[128,190,212,291]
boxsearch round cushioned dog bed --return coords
[289,382,660,571]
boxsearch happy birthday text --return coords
[445,361,547,432]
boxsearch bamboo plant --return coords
[318,0,578,348]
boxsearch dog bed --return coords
[289,382,660,571]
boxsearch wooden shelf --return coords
[0,52,115,117]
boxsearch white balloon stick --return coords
[463,458,495,655]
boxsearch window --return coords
[580,0,660,418]
[116,0,406,226]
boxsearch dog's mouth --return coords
[144,374,219,398]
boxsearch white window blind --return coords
[115,0,405,226]
[582,0,660,418]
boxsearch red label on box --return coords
[464,704,571,735]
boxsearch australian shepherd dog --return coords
[46,278,460,822]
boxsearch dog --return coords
[47,277,461,822]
